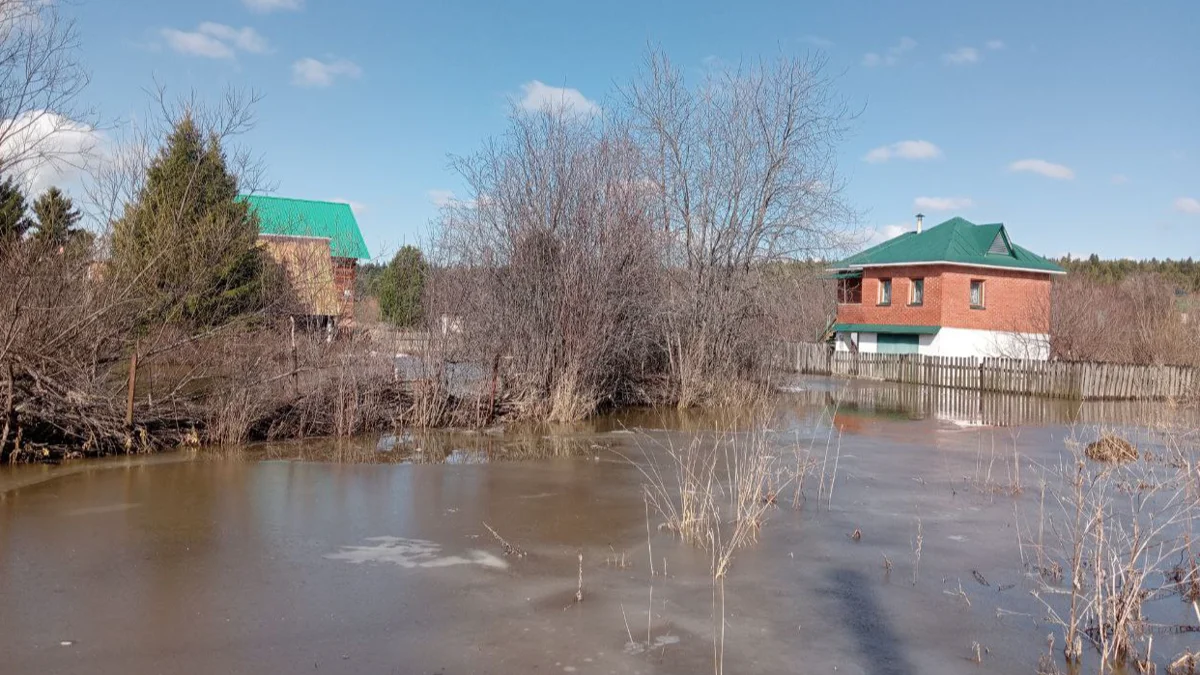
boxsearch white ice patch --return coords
[325,536,508,570]
[624,634,680,655]
[948,535,969,542]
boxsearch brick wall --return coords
[836,264,1051,333]
[333,258,357,326]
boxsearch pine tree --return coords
[32,186,83,247]
[111,115,266,327]
[378,245,427,327]
[0,175,33,245]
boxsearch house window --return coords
[837,277,862,304]
[910,278,924,306]
[970,279,985,308]
[878,278,892,306]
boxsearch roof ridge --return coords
[242,194,354,208]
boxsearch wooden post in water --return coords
[290,317,299,393]
[125,341,139,431]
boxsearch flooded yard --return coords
[2,377,1198,674]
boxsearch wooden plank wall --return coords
[783,342,1200,402]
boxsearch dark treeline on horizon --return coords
[1056,255,1200,292]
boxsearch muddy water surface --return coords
[2,378,1197,674]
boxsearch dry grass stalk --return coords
[574,552,584,604]
[969,641,983,664]
[911,517,923,586]
[482,522,526,558]
[1023,425,1200,670]
[1169,650,1199,675]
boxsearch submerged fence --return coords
[780,343,1200,401]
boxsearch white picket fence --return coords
[780,343,1200,401]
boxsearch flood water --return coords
[2,377,1197,674]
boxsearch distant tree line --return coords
[1057,254,1200,293]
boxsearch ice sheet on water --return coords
[325,536,508,570]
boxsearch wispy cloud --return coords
[1110,174,1130,185]
[914,196,973,212]
[865,140,942,163]
[1174,197,1200,215]
[1008,158,1075,180]
[332,199,367,216]
[862,37,916,67]
[799,34,834,48]
[243,0,303,12]
[985,39,1006,50]
[292,57,362,87]
[161,23,269,59]
[942,47,980,65]
[518,80,599,115]
[428,189,457,208]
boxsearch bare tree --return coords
[429,104,663,421]
[1048,273,1200,366]
[622,48,856,404]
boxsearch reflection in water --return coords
[783,376,1199,428]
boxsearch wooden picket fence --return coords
[779,342,1200,402]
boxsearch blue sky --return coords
[65,0,1197,261]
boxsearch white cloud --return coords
[942,47,980,65]
[864,140,942,163]
[197,23,269,53]
[292,57,362,87]
[518,80,599,116]
[862,37,916,67]
[162,28,233,59]
[161,23,269,59]
[0,111,102,196]
[1008,158,1075,180]
[1110,174,1129,185]
[986,39,1006,50]
[914,196,973,212]
[868,223,913,245]
[242,0,303,12]
[428,189,457,208]
[1174,197,1200,215]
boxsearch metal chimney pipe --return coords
[916,213,924,234]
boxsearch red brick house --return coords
[828,215,1064,359]
[241,195,370,331]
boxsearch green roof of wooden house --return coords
[239,195,370,260]
[831,216,1064,274]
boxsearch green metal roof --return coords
[833,323,941,335]
[240,195,370,260]
[831,217,1064,274]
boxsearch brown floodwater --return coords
[2,376,1197,674]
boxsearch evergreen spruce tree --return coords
[111,115,266,327]
[378,245,426,327]
[0,175,33,245]
[32,186,82,247]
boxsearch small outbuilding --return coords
[241,195,370,332]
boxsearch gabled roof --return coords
[831,216,1064,274]
[240,195,370,260]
